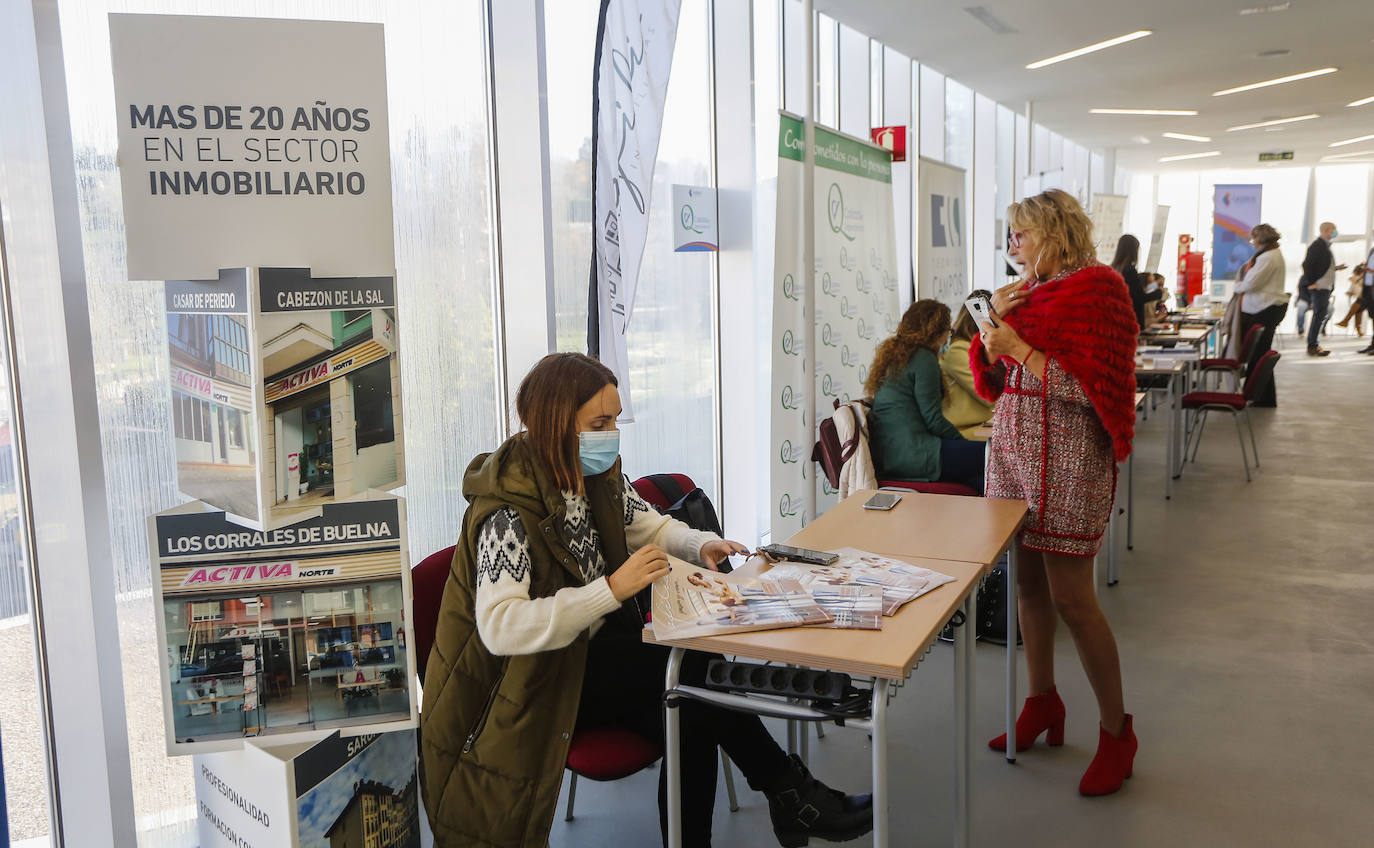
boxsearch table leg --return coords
[1126,451,1135,550]
[1165,373,1177,498]
[871,683,889,848]
[665,647,686,848]
[1005,543,1019,763]
[953,590,975,848]
[1173,369,1185,480]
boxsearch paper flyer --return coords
[766,547,956,616]
[651,557,832,639]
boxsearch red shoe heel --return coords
[988,686,1067,753]
[1079,714,1137,796]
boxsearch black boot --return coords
[763,754,873,847]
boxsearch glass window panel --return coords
[918,64,944,160]
[781,0,807,116]
[816,13,837,129]
[54,2,498,844]
[869,39,883,127]
[836,23,868,137]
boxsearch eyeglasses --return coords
[1008,231,1025,248]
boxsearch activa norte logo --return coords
[680,203,703,233]
[828,183,856,241]
[822,272,840,298]
[822,323,841,347]
[857,318,874,340]
[839,246,856,271]
[780,440,806,464]
[780,385,800,410]
[855,270,872,294]
[781,330,804,356]
[841,344,859,368]
[821,373,838,398]
[779,493,800,518]
[840,296,858,319]
[782,273,801,301]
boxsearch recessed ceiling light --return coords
[1132,136,1152,145]
[1347,95,1374,108]
[1239,3,1290,14]
[1027,30,1152,69]
[1226,113,1320,131]
[1330,133,1374,148]
[1212,68,1338,96]
[1090,108,1198,116]
[1322,149,1374,162]
[1163,132,1212,142]
[1256,49,1291,58]
[1159,151,1222,163]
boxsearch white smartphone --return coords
[964,293,999,329]
[862,492,902,511]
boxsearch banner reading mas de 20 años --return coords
[109,14,395,280]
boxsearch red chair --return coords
[813,403,978,497]
[1182,350,1280,482]
[411,545,455,686]
[1198,323,1263,390]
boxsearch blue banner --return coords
[1212,184,1262,279]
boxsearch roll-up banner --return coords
[1212,184,1263,279]
[1145,205,1172,274]
[1090,194,1128,265]
[770,114,899,539]
[588,0,683,420]
[917,157,970,315]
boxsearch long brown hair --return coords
[515,352,617,492]
[864,300,951,396]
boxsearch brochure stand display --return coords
[195,728,420,848]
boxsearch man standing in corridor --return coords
[1300,222,1344,357]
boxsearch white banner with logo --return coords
[1090,193,1128,265]
[589,0,683,420]
[769,115,899,539]
[917,157,969,314]
[812,126,899,515]
[769,113,809,540]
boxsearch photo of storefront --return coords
[152,499,414,754]
[167,271,260,521]
[258,269,403,524]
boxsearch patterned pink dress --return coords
[986,356,1116,557]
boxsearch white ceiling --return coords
[816,0,1374,173]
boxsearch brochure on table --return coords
[195,728,420,848]
[651,556,833,639]
[150,494,417,756]
[166,266,404,531]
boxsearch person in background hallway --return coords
[972,189,1139,796]
[1334,263,1367,336]
[1111,235,1148,330]
[1299,222,1345,357]
[1234,224,1287,405]
[1359,231,1374,354]
[867,299,986,494]
[941,292,996,439]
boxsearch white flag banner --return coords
[1145,205,1171,274]
[589,0,683,420]
[917,157,969,315]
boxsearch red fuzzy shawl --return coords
[969,263,1139,461]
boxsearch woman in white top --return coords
[1233,223,1286,406]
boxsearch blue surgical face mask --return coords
[939,335,952,356]
[578,430,620,476]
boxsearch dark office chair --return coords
[1182,350,1280,482]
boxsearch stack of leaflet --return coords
[1137,344,1199,362]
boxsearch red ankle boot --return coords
[1079,714,1137,796]
[988,686,1066,753]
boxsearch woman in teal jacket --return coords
[866,299,985,494]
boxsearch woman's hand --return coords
[608,545,671,602]
[699,539,749,571]
[991,279,1030,317]
[980,319,1034,365]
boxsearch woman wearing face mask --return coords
[866,299,985,494]
[971,189,1140,796]
[421,353,872,848]
[1233,223,1287,406]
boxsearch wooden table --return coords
[648,491,1027,848]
